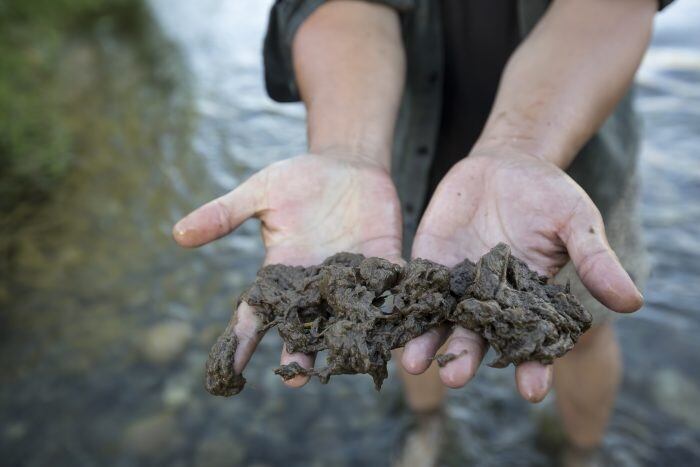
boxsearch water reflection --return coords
[0,0,699,465]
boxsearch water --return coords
[1,1,699,465]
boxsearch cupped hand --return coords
[173,153,403,388]
[403,147,643,402]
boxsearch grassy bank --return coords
[0,0,156,216]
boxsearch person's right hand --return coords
[173,152,403,387]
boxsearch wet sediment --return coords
[206,243,592,396]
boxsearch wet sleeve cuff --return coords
[263,0,415,103]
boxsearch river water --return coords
[1,1,699,466]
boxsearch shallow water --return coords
[1,1,699,465]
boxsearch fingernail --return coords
[283,375,309,388]
[525,386,543,403]
[173,220,190,238]
[524,388,536,402]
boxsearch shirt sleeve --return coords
[263,0,415,103]
[658,0,675,10]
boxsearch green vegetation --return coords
[0,0,153,216]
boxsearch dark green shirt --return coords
[263,0,673,254]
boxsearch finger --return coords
[515,361,553,403]
[173,172,263,248]
[279,346,316,388]
[401,325,450,375]
[560,200,643,313]
[231,302,264,374]
[437,326,487,388]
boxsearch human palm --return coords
[403,150,643,401]
[174,154,403,386]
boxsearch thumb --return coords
[173,172,264,248]
[560,198,643,313]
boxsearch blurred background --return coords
[1,0,699,465]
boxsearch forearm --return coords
[292,0,405,169]
[477,0,656,168]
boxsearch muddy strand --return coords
[205,243,591,396]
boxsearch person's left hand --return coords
[401,144,643,402]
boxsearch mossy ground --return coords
[1,0,149,213]
[0,0,189,285]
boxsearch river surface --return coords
[1,1,699,466]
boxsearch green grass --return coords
[0,0,150,215]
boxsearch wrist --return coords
[477,107,583,170]
[469,137,564,170]
[475,132,573,171]
[309,139,392,172]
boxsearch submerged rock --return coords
[205,244,591,396]
[123,412,182,456]
[194,434,246,467]
[140,321,193,365]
